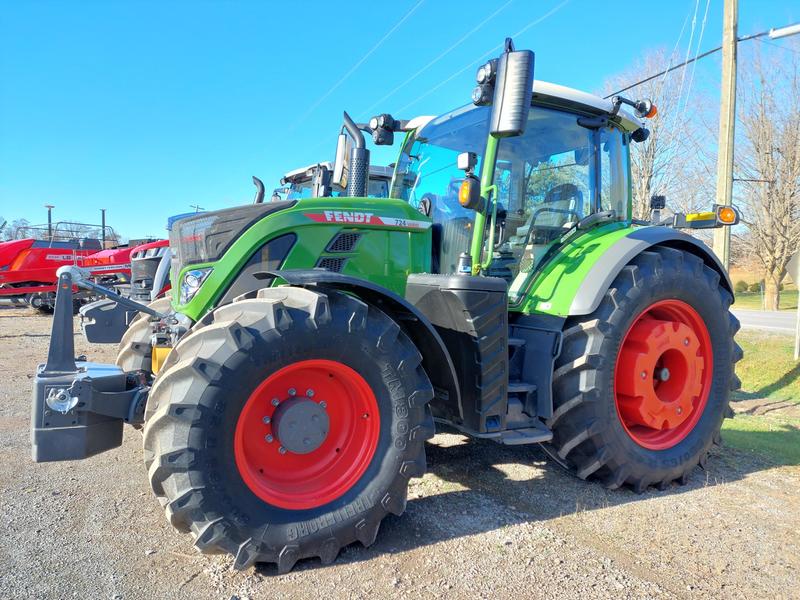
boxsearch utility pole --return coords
[713,0,738,270]
[100,208,107,247]
[44,205,55,239]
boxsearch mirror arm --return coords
[480,185,499,270]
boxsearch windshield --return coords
[391,103,629,285]
[493,108,629,301]
[391,105,490,273]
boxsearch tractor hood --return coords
[169,201,296,269]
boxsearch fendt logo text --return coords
[315,211,375,224]
[304,211,432,230]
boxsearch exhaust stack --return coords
[343,111,369,197]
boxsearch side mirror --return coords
[332,133,351,189]
[490,40,535,137]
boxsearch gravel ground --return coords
[1,306,798,599]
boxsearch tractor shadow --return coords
[732,362,800,401]
[256,428,788,576]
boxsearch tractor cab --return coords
[390,83,640,301]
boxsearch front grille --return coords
[316,257,348,272]
[325,232,362,253]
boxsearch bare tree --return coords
[1,218,32,241]
[602,49,714,220]
[736,42,800,310]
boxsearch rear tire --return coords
[142,287,434,572]
[115,297,172,372]
[546,247,742,491]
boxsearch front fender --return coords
[271,269,462,419]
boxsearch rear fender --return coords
[568,227,733,316]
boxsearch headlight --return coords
[476,59,497,84]
[472,83,493,106]
[179,267,212,304]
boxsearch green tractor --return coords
[32,39,741,573]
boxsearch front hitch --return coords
[31,270,149,462]
[68,264,167,344]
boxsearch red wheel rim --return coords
[234,359,380,510]
[614,299,713,450]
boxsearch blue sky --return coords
[1,0,797,239]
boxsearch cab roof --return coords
[533,80,643,132]
[408,80,644,136]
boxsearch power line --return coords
[755,37,800,55]
[358,0,515,119]
[679,0,712,116]
[660,2,693,89]
[605,45,723,98]
[606,23,800,98]
[395,0,571,115]
[290,0,426,129]
[674,0,700,113]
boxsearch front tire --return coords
[142,287,434,572]
[115,297,172,372]
[547,247,742,491]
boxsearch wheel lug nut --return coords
[319,400,327,409]
[640,371,647,379]
[271,398,280,406]
[279,446,287,454]
[262,416,271,424]
[306,389,314,397]
[288,388,296,396]
[683,338,690,346]
[265,434,274,443]
[677,407,683,415]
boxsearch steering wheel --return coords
[530,207,581,229]
[545,183,581,203]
